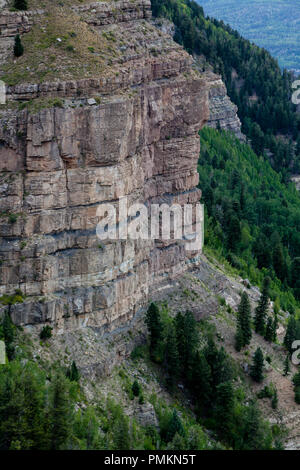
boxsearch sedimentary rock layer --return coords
[0,0,209,332]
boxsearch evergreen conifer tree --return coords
[166,410,185,443]
[254,277,270,335]
[264,317,273,342]
[14,34,24,57]
[215,381,234,441]
[284,316,297,354]
[145,303,162,361]
[14,0,28,10]
[283,355,290,376]
[50,372,72,450]
[164,323,180,388]
[67,361,80,382]
[235,291,252,350]
[250,347,264,383]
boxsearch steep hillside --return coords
[0,0,299,453]
[198,0,300,72]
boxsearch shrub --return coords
[14,35,24,57]
[14,0,27,10]
[8,213,18,224]
[40,325,53,340]
[132,380,141,397]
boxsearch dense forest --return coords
[198,0,300,71]
[151,0,300,176]
[144,303,284,450]
[199,127,300,312]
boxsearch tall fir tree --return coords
[164,323,180,389]
[254,277,270,336]
[14,34,24,57]
[250,347,264,383]
[215,381,235,441]
[264,317,274,342]
[145,303,162,361]
[166,410,185,443]
[284,315,299,355]
[235,291,252,350]
[189,351,212,412]
[283,355,290,376]
[50,372,72,450]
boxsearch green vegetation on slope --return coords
[144,303,283,449]
[198,0,300,71]
[151,0,300,175]
[199,127,300,312]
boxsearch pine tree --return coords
[166,410,185,443]
[254,277,270,336]
[273,243,286,282]
[164,323,180,388]
[241,401,266,450]
[131,380,141,397]
[14,34,24,57]
[113,411,130,450]
[272,311,278,342]
[235,291,252,350]
[235,325,244,352]
[271,389,278,410]
[66,361,80,382]
[175,311,198,377]
[190,351,212,411]
[284,316,297,355]
[283,355,290,376]
[264,317,273,342]
[215,381,234,441]
[145,303,162,361]
[14,0,28,10]
[50,372,72,450]
[250,347,264,383]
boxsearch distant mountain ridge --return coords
[198,0,300,72]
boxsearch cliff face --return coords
[205,73,245,141]
[0,0,209,333]
[153,19,244,141]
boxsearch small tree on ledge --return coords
[14,0,28,11]
[14,35,24,57]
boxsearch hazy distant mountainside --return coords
[198,0,300,72]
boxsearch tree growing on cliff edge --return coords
[14,35,24,57]
[14,0,27,10]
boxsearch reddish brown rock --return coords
[0,0,209,333]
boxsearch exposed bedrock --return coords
[0,0,210,333]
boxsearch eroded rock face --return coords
[206,73,245,141]
[0,0,209,333]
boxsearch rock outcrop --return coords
[205,73,245,140]
[0,0,209,333]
